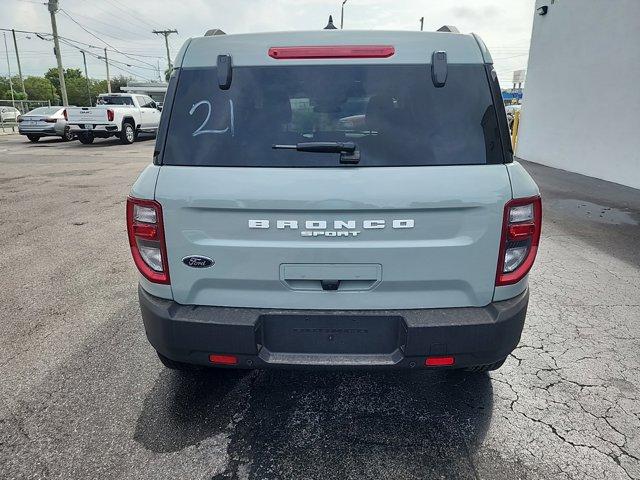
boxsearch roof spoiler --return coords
[437,25,460,33]
[204,28,226,36]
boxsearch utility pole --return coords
[11,30,26,96]
[81,50,92,105]
[104,47,111,93]
[153,29,178,71]
[420,17,424,31]
[47,0,68,106]
[3,33,16,108]
[340,0,348,29]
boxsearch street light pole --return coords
[47,0,69,106]
[3,33,16,108]
[341,0,348,29]
[11,29,26,96]
[104,48,111,93]
[81,50,92,105]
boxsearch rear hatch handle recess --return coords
[272,141,361,165]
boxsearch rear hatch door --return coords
[155,57,511,309]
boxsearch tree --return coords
[23,76,58,102]
[110,75,133,93]
[0,76,11,99]
[44,68,84,101]
[66,77,91,106]
[91,79,109,100]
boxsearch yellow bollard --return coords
[511,110,520,151]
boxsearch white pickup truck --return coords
[66,93,162,144]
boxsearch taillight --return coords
[268,45,395,59]
[63,109,67,121]
[496,196,542,286]
[126,197,170,284]
[107,109,114,121]
[17,115,23,123]
[44,118,56,123]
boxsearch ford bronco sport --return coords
[127,29,541,372]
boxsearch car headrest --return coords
[365,95,396,133]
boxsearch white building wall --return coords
[516,0,640,189]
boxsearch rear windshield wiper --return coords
[272,142,360,164]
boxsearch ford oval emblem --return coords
[182,256,214,268]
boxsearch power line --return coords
[0,28,164,59]
[56,38,156,82]
[101,0,160,32]
[104,0,158,30]
[0,27,161,80]
[58,37,159,73]
[59,7,157,42]
[56,10,160,69]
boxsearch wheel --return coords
[120,122,136,144]
[61,126,74,142]
[465,357,507,373]
[78,132,95,144]
[26,134,41,143]
[157,351,201,371]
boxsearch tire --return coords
[157,351,202,371]
[61,126,74,142]
[465,357,507,373]
[26,134,41,143]
[120,122,136,145]
[78,132,94,144]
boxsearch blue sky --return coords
[1,0,534,85]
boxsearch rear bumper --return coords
[68,124,120,136]
[139,286,529,369]
[18,125,62,136]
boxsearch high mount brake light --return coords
[496,196,542,286]
[268,45,395,59]
[126,197,170,284]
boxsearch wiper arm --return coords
[272,142,360,164]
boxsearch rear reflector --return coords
[209,354,238,365]
[268,45,395,59]
[425,356,455,367]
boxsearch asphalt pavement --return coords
[0,134,638,479]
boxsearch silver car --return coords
[0,106,21,122]
[18,106,75,142]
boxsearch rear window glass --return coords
[162,64,502,167]
[27,107,60,115]
[97,96,134,105]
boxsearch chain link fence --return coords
[0,100,53,133]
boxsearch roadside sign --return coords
[512,69,526,84]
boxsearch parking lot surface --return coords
[0,134,639,479]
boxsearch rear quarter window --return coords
[160,64,504,167]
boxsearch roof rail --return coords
[437,25,460,33]
[204,29,226,36]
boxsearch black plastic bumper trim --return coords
[138,286,529,369]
